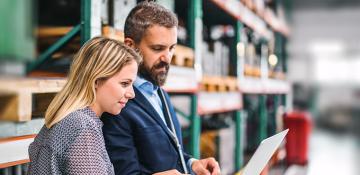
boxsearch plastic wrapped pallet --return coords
[214,41,222,76]
[157,0,175,12]
[202,41,212,76]
[221,44,230,76]
[113,0,136,30]
[218,119,235,174]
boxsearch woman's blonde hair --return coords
[45,37,141,128]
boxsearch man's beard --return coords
[138,61,170,86]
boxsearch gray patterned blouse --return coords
[28,107,115,175]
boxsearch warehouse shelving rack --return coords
[0,0,290,174]
[26,0,92,73]
[169,0,291,173]
[0,0,93,172]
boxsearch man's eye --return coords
[152,47,163,51]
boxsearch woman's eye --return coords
[120,82,130,87]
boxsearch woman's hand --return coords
[153,169,189,175]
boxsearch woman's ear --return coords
[94,79,99,89]
[124,38,136,49]
[95,78,106,89]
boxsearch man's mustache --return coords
[153,61,169,69]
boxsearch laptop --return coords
[242,129,289,175]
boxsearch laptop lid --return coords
[242,129,289,175]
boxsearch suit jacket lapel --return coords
[132,87,176,140]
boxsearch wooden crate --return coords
[0,78,66,121]
[172,45,194,67]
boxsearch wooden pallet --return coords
[269,70,286,80]
[0,78,66,122]
[28,70,67,78]
[102,26,125,42]
[244,64,261,77]
[200,76,224,92]
[223,76,238,91]
[171,45,194,67]
[37,26,73,38]
[200,76,238,92]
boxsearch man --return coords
[102,1,221,175]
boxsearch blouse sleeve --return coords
[63,128,110,174]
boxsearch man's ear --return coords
[124,38,136,49]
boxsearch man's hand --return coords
[153,169,189,175]
[191,157,221,175]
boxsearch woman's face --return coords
[94,60,138,116]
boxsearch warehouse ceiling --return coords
[287,0,360,84]
[292,0,360,9]
[289,0,360,57]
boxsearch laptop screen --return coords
[242,129,289,175]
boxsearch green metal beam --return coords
[189,94,200,158]
[235,21,244,171]
[81,0,91,45]
[187,0,202,159]
[174,107,190,120]
[259,95,267,142]
[0,0,35,62]
[282,36,288,73]
[275,32,285,72]
[26,24,81,73]
[232,21,243,77]
[281,94,286,107]
[235,110,243,170]
[188,0,202,49]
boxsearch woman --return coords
[28,37,141,175]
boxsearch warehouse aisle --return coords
[307,129,359,175]
[284,128,359,175]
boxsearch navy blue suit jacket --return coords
[101,86,192,175]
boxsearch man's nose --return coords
[161,50,172,63]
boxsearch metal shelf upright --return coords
[186,0,202,159]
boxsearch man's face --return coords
[135,25,177,86]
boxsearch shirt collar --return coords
[134,76,159,95]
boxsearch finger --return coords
[211,165,221,175]
[195,166,211,175]
[205,158,220,175]
[205,159,218,170]
[165,171,179,175]
[207,157,217,165]
[171,170,182,175]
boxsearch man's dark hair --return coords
[124,1,178,44]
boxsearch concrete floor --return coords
[282,128,360,175]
